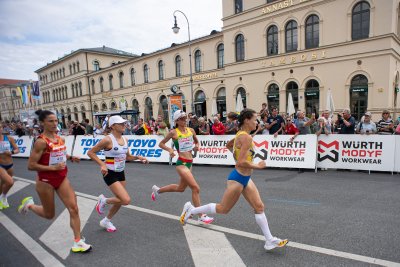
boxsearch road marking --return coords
[7,180,30,196]
[183,224,246,267]
[13,176,400,267]
[39,196,96,259]
[265,198,320,206]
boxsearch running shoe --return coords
[100,218,117,232]
[95,194,106,215]
[0,197,9,209]
[198,214,214,224]
[180,201,193,225]
[151,185,160,201]
[71,238,92,253]
[17,197,34,214]
[264,237,289,251]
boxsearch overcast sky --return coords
[0,0,223,80]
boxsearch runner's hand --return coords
[100,164,108,176]
[169,150,176,158]
[53,162,66,170]
[140,157,149,164]
[71,156,80,163]
[257,161,267,169]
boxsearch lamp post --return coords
[172,10,194,114]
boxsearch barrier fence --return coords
[10,135,400,172]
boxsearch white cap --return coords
[173,110,186,122]
[108,115,127,127]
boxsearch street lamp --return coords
[172,10,194,114]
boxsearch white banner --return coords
[11,136,33,158]
[64,136,75,155]
[73,135,171,162]
[396,136,400,172]
[194,135,235,165]
[317,135,396,171]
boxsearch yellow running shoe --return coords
[71,238,92,253]
[17,197,34,214]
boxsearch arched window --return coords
[216,87,226,120]
[93,104,99,112]
[237,87,247,109]
[73,107,79,121]
[73,63,76,73]
[101,103,107,111]
[305,79,320,116]
[175,56,181,77]
[51,73,53,81]
[62,67,65,77]
[194,50,202,73]
[99,77,104,92]
[130,68,136,86]
[109,74,113,90]
[93,61,100,71]
[110,101,117,111]
[91,79,95,94]
[69,65,72,75]
[56,70,59,80]
[350,74,369,120]
[267,25,279,56]
[58,88,61,100]
[79,82,82,96]
[81,105,86,120]
[76,61,80,72]
[158,60,164,80]
[285,20,298,52]
[71,84,75,97]
[267,84,279,111]
[286,81,299,111]
[235,34,245,62]
[144,97,153,121]
[11,90,16,98]
[159,95,169,122]
[234,0,243,14]
[119,71,124,88]
[352,1,370,40]
[144,64,149,83]
[75,82,78,97]
[217,44,224,69]
[305,15,319,49]
[132,99,139,110]
[194,90,207,117]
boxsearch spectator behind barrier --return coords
[212,116,226,135]
[259,114,269,135]
[156,121,168,137]
[190,115,200,135]
[377,110,394,135]
[284,117,299,142]
[396,123,400,135]
[321,110,333,134]
[259,103,268,118]
[337,108,356,134]
[84,118,94,135]
[224,112,238,135]
[356,112,377,135]
[266,107,285,137]
[294,111,315,135]
[198,117,210,135]
[71,121,86,136]
[315,117,331,136]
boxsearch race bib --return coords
[0,141,11,154]
[114,154,126,172]
[178,137,194,153]
[49,150,67,166]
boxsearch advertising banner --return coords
[395,136,400,173]
[194,135,235,165]
[73,135,106,160]
[317,135,396,171]
[11,136,33,158]
[64,136,75,155]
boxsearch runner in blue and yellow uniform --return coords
[179,108,288,251]
[154,110,213,224]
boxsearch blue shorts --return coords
[0,163,13,170]
[227,169,251,188]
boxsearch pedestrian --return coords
[153,110,214,224]
[179,109,288,251]
[88,115,149,232]
[18,110,92,253]
[0,124,19,209]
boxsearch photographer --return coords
[337,108,356,134]
[356,112,376,135]
[72,121,86,136]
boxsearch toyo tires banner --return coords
[11,136,33,157]
[316,135,396,171]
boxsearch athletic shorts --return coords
[38,175,66,190]
[227,169,251,188]
[0,163,13,170]
[103,170,126,186]
[176,157,193,169]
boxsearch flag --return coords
[17,86,23,104]
[32,81,40,100]
[27,84,32,105]
[22,85,29,105]
[102,116,109,129]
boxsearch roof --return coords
[0,79,30,86]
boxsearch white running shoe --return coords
[71,238,92,253]
[151,185,160,201]
[180,201,193,225]
[100,218,117,232]
[198,214,214,224]
[264,237,289,251]
[0,197,9,209]
[17,197,34,214]
[95,194,106,215]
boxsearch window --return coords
[75,82,78,96]
[267,25,279,56]
[71,84,75,97]
[119,71,124,88]
[93,61,100,71]
[159,95,169,122]
[101,103,107,111]
[144,97,153,121]
[12,90,16,98]
[217,44,224,68]
[73,63,76,73]
[216,87,227,120]
[79,82,82,96]
[194,90,207,117]
[267,0,278,3]
[194,50,202,73]
[91,79,95,94]
[235,34,245,62]
[130,68,136,86]
[62,67,65,77]
[110,101,117,110]
[144,64,149,83]
[286,20,298,52]
[350,74,368,120]
[77,61,80,72]
[305,15,319,49]
[158,60,164,80]
[305,79,320,116]
[234,0,243,14]
[109,74,113,90]
[352,1,370,40]
[175,56,181,77]
[100,77,104,92]
[93,104,99,112]
[69,65,72,75]
[267,84,279,111]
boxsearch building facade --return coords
[35,0,400,125]
[0,79,32,121]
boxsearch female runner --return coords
[153,110,213,224]
[18,110,92,253]
[180,108,288,250]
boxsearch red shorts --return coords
[38,175,66,190]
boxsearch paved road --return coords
[1,158,399,266]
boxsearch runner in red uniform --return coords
[17,110,92,253]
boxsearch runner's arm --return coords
[226,138,235,153]
[159,130,175,155]
[28,139,62,171]
[87,137,111,167]
[236,135,265,170]
[8,136,19,155]
[190,128,199,152]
